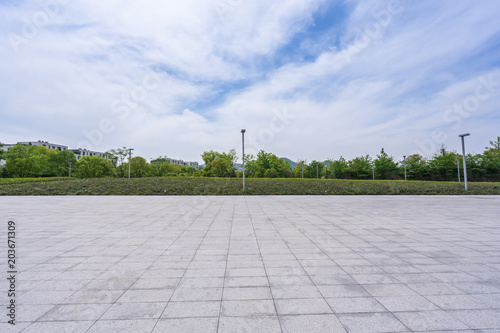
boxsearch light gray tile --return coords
[87,319,156,333]
[218,316,281,333]
[280,314,347,333]
[22,321,94,333]
[39,303,112,321]
[101,302,166,319]
[153,318,218,333]
[326,297,386,313]
[275,299,332,315]
[449,309,500,329]
[163,301,220,318]
[223,287,273,300]
[395,310,470,331]
[375,296,440,311]
[338,312,408,333]
[221,300,276,316]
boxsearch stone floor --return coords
[1,195,499,332]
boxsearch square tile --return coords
[275,299,332,315]
[280,314,347,333]
[163,301,220,318]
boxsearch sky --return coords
[1,0,499,164]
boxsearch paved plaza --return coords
[1,195,500,332]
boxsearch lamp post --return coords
[459,133,470,191]
[302,161,304,179]
[128,148,134,179]
[403,155,407,181]
[316,164,319,179]
[372,165,375,180]
[241,129,246,192]
[68,162,72,177]
[456,156,461,182]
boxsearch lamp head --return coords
[458,133,470,137]
[241,129,246,134]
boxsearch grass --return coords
[0,177,72,185]
[0,177,499,195]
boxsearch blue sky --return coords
[1,0,499,163]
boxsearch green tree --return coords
[106,147,131,177]
[348,155,372,179]
[483,136,500,180]
[4,144,49,177]
[374,148,398,180]
[76,156,114,178]
[264,168,279,178]
[307,160,324,179]
[329,157,349,179]
[404,154,429,180]
[201,149,237,177]
[245,150,293,178]
[293,160,307,178]
[466,153,486,181]
[428,145,460,181]
[48,150,77,177]
[130,156,150,177]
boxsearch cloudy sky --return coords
[1,0,499,163]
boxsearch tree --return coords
[201,149,237,177]
[348,155,372,179]
[48,150,77,177]
[76,156,114,178]
[466,153,486,181]
[245,150,293,178]
[404,154,429,180]
[327,157,348,179]
[130,156,150,177]
[428,145,460,181]
[374,148,398,180]
[293,160,307,178]
[307,160,324,179]
[106,147,131,177]
[4,144,48,177]
[0,143,4,161]
[264,168,279,178]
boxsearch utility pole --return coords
[403,155,407,181]
[128,148,134,179]
[459,133,470,191]
[241,129,246,191]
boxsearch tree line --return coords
[1,137,499,181]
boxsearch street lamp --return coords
[241,129,246,191]
[128,148,134,179]
[302,161,304,179]
[316,164,319,179]
[68,162,72,177]
[372,165,375,180]
[459,133,470,191]
[403,155,407,181]
[456,156,460,183]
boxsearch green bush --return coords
[0,178,498,195]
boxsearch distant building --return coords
[0,140,107,160]
[165,158,200,169]
[69,148,107,160]
[0,143,15,152]
[16,140,68,151]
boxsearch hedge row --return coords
[0,177,499,195]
